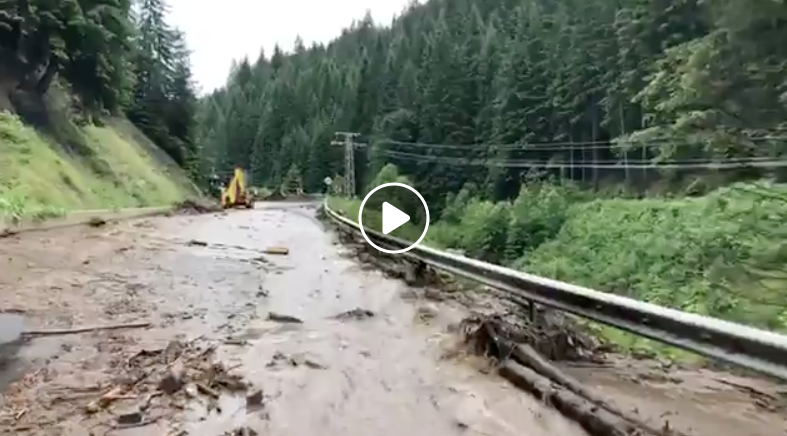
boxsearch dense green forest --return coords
[196,0,787,206]
[1,0,786,338]
[195,0,787,339]
[0,0,198,174]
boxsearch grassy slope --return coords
[0,111,196,221]
[328,183,787,360]
[520,185,787,358]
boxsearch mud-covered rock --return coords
[115,408,144,425]
[158,361,186,394]
[332,308,375,320]
[267,312,303,323]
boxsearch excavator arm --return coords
[220,167,254,209]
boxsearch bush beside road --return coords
[329,180,787,359]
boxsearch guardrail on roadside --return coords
[323,200,787,381]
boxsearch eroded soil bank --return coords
[0,202,784,436]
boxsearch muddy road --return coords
[0,202,785,436]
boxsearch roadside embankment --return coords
[0,111,199,225]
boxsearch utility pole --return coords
[332,132,366,197]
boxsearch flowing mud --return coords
[0,203,587,436]
[0,202,784,436]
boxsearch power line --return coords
[380,150,787,170]
[382,150,784,164]
[376,134,787,152]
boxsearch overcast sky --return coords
[166,0,417,93]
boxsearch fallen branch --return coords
[499,360,636,436]
[195,382,220,399]
[85,386,129,414]
[23,322,151,337]
[111,415,163,431]
[263,246,289,255]
[513,344,677,436]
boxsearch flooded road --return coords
[156,203,589,436]
[0,202,589,436]
[1,202,784,436]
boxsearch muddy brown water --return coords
[0,202,784,436]
[0,313,27,395]
[0,203,589,436]
[153,203,588,436]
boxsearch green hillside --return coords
[0,0,201,221]
[0,111,195,222]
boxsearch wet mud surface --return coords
[0,202,785,435]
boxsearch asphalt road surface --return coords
[0,202,783,436]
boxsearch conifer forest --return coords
[2,0,787,329]
[195,0,787,205]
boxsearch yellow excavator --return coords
[220,167,254,209]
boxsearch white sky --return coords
[166,0,417,93]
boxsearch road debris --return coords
[174,199,222,214]
[158,361,186,394]
[86,216,107,227]
[187,239,209,247]
[262,246,289,255]
[460,313,684,436]
[3,338,262,434]
[332,308,375,320]
[245,389,264,408]
[303,359,327,369]
[224,426,259,436]
[267,312,303,323]
[265,351,327,370]
[415,303,439,322]
[115,408,144,425]
[22,321,151,338]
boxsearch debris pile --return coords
[459,312,675,436]
[1,339,265,434]
[459,312,600,363]
[174,199,222,214]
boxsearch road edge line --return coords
[0,206,174,238]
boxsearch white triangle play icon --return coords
[382,202,410,234]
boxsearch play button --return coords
[358,182,430,254]
[382,202,409,234]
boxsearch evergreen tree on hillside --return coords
[127,0,197,167]
[0,0,198,172]
[194,0,787,199]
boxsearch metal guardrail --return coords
[323,201,787,381]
